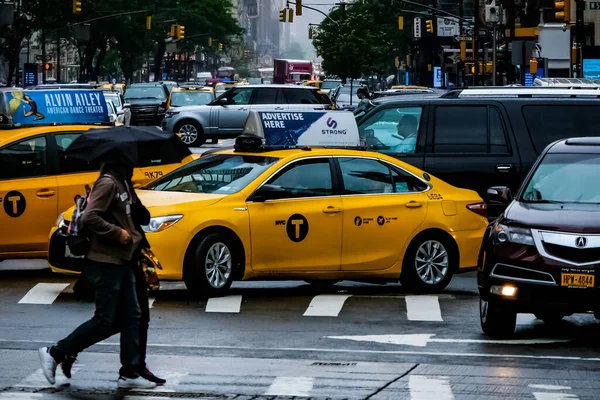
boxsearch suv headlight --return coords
[164,110,179,119]
[494,223,534,246]
[142,215,183,233]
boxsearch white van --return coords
[196,72,213,86]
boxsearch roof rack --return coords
[447,87,600,98]
[534,77,600,87]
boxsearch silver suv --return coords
[161,84,332,146]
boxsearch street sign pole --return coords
[492,22,497,86]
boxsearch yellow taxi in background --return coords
[0,88,195,261]
[167,85,215,108]
[49,111,487,295]
[99,83,126,95]
[214,81,248,96]
[303,80,322,89]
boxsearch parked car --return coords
[356,87,600,217]
[478,137,600,337]
[101,90,127,123]
[161,84,333,147]
[124,82,169,126]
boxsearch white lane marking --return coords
[205,295,242,313]
[125,397,172,400]
[265,376,314,397]
[405,296,443,322]
[517,313,539,325]
[0,394,43,399]
[533,393,579,400]
[1,339,597,362]
[409,375,454,400]
[529,385,573,391]
[18,283,70,304]
[303,294,352,317]
[133,371,186,393]
[148,297,156,309]
[326,334,571,347]
[15,368,54,388]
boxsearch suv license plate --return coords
[561,273,595,288]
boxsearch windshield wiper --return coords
[521,199,564,204]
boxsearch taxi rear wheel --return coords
[400,233,456,293]
[185,233,238,297]
[176,120,206,147]
[480,297,516,338]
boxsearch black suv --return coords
[356,87,600,216]
[124,82,170,125]
[478,137,600,337]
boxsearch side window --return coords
[229,88,254,105]
[254,88,284,105]
[433,106,509,154]
[389,166,430,193]
[359,107,423,154]
[283,89,321,105]
[55,133,100,174]
[264,158,333,199]
[339,157,428,194]
[0,137,48,180]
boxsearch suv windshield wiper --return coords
[521,199,564,204]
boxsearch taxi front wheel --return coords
[184,233,238,297]
[400,233,456,293]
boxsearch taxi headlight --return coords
[142,215,183,233]
[494,223,534,246]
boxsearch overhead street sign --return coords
[454,36,473,42]
[413,17,422,39]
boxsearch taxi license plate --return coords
[561,273,595,288]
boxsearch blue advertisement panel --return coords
[583,59,600,79]
[258,111,361,147]
[4,90,109,126]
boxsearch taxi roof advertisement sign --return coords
[2,90,109,126]
[259,111,361,147]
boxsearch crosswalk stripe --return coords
[405,296,443,321]
[205,295,242,313]
[532,393,579,399]
[517,314,539,325]
[409,375,454,400]
[265,376,314,397]
[18,283,70,304]
[0,394,44,399]
[303,294,352,317]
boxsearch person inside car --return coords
[394,115,419,153]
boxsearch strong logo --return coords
[326,117,338,129]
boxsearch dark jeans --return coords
[54,260,141,378]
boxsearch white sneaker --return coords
[38,347,57,385]
[117,376,157,389]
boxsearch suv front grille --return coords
[131,105,158,114]
[543,243,600,264]
[490,264,556,284]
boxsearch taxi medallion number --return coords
[561,273,595,288]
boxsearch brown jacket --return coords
[82,174,143,265]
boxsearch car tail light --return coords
[466,202,487,218]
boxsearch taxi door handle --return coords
[405,201,423,208]
[36,189,56,198]
[322,206,342,214]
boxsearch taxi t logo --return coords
[286,213,309,242]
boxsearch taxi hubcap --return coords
[179,124,198,145]
[415,240,448,285]
[205,242,232,289]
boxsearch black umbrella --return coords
[66,125,191,167]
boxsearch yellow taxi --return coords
[99,83,126,95]
[167,85,215,108]
[0,88,195,261]
[303,80,322,89]
[48,111,487,295]
[214,81,248,96]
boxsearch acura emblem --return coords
[575,237,587,248]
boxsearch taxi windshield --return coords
[521,153,600,204]
[146,154,279,194]
[171,91,213,107]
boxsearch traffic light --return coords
[555,0,570,22]
[44,63,52,71]
[308,26,313,40]
[219,43,223,51]
[460,41,466,61]
[288,8,294,23]
[169,24,176,38]
[176,25,185,40]
[398,16,404,30]
[425,19,433,33]
[208,37,213,47]
[296,0,302,16]
[72,0,81,14]
[279,8,286,22]
[146,16,151,30]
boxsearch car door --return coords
[336,157,429,271]
[215,87,254,134]
[250,88,288,112]
[0,136,58,255]
[423,103,521,217]
[247,157,343,272]
[357,104,427,171]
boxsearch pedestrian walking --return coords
[38,161,156,389]
[353,87,371,115]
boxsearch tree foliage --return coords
[313,0,412,79]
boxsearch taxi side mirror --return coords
[247,184,287,202]
[487,186,512,205]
